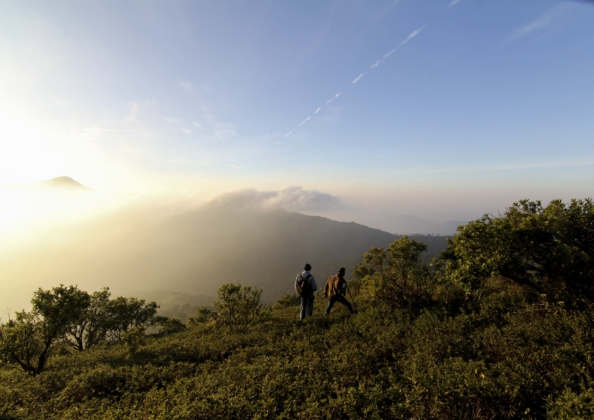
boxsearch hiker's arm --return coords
[341,279,347,295]
[310,276,317,291]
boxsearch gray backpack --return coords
[296,272,312,297]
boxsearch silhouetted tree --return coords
[104,297,159,341]
[0,285,90,374]
[64,288,111,351]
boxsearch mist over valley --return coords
[0,178,451,315]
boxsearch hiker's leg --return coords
[300,297,307,320]
[306,296,314,317]
[325,296,337,315]
[337,295,354,314]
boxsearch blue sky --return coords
[0,0,593,231]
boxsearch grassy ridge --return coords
[1,286,594,419]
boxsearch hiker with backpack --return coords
[295,263,317,321]
[324,267,355,316]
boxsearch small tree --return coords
[214,283,269,333]
[155,316,187,335]
[0,311,45,374]
[188,307,215,327]
[122,326,146,356]
[0,285,90,374]
[104,297,159,342]
[354,236,436,313]
[64,288,111,351]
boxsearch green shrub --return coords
[214,283,271,333]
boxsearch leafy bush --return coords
[273,292,299,309]
[443,199,594,308]
[187,307,215,327]
[354,236,438,314]
[214,283,271,333]
[104,297,160,341]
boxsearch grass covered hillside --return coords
[1,199,594,419]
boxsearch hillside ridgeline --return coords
[2,198,593,418]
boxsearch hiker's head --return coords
[338,267,346,277]
[304,263,312,271]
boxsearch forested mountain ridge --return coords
[0,196,451,312]
[156,205,451,299]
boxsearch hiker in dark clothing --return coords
[295,263,317,321]
[324,267,355,315]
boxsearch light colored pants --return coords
[300,296,314,320]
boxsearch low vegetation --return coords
[1,198,593,419]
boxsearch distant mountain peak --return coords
[37,176,91,190]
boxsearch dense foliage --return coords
[0,286,162,375]
[1,199,593,419]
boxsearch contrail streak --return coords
[281,25,426,140]
[400,25,425,45]
[352,73,364,84]
[298,117,311,127]
[326,92,342,104]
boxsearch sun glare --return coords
[0,112,68,185]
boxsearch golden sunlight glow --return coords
[0,112,69,185]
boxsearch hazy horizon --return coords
[0,177,588,315]
[0,180,455,316]
[1,1,593,314]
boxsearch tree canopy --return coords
[443,199,594,307]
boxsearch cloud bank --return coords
[206,187,343,213]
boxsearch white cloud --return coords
[181,128,192,134]
[509,4,572,40]
[352,73,364,84]
[314,108,321,114]
[214,122,236,140]
[192,122,202,128]
[207,187,343,213]
[163,116,184,124]
[167,157,196,165]
[370,60,380,69]
[179,80,194,92]
[124,103,141,124]
[449,0,463,8]
[390,158,594,176]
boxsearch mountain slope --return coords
[0,201,451,311]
